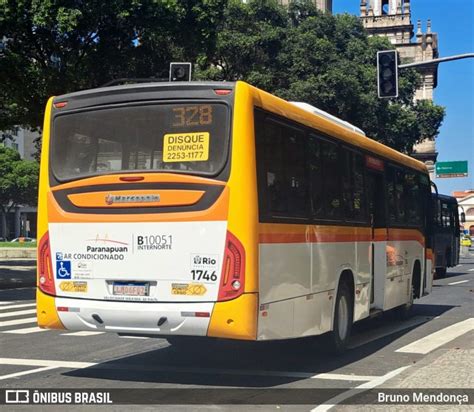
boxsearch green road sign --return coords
[435,161,468,178]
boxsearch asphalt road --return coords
[0,252,473,411]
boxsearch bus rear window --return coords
[51,103,230,181]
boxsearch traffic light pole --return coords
[398,53,474,69]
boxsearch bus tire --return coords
[328,280,353,354]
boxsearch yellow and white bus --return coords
[37,81,433,352]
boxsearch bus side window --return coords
[404,172,421,226]
[387,167,397,223]
[342,149,366,222]
[441,203,451,228]
[321,140,342,219]
[258,117,308,219]
[436,199,442,227]
[395,169,406,223]
[309,135,324,218]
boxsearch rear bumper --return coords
[37,289,258,340]
[55,295,213,336]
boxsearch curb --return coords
[0,248,37,259]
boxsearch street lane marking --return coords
[468,268,474,272]
[99,364,379,381]
[396,318,474,354]
[448,280,469,285]
[0,301,14,305]
[0,317,37,327]
[348,316,432,349]
[0,358,97,369]
[62,331,105,337]
[0,303,35,311]
[310,366,411,412]
[119,335,150,339]
[0,366,58,381]
[0,309,36,319]
[0,357,379,382]
[4,326,47,334]
[309,373,376,382]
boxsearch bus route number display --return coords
[163,132,210,162]
[171,105,213,127]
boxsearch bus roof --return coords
[53,81,237,102]
[242,81,429,174]
[52,80,428,175]
[432,193,458,203]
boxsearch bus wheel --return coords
[329,281,353,354]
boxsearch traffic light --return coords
[377,50,398,98]
[169,62,192,82]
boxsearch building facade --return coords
[360,0,439,178]
[453,190,474,235]
[1,128,38,161]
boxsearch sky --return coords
[333,0,474,196]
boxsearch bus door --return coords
[367,169,387,309]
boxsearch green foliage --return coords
[0,0,226,130]
[198,0,445,153]
[0,0,445,154]
[0,241,37,247]
[0,146,39,212]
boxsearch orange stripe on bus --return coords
[258,224,424,246]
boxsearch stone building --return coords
[360,0,439,177]
[453,190,474,235]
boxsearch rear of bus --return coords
[36,82,259,341]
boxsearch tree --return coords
[0,146,39,239]
[0,0,445,154]
[197,0,445,153]
[0,0,226,131]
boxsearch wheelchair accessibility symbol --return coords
[56,260,71,279]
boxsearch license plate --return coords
[113,282,149,296]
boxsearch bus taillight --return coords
[38,232,55,295]
[218,231,245,301]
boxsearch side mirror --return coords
[460,212,466,223]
